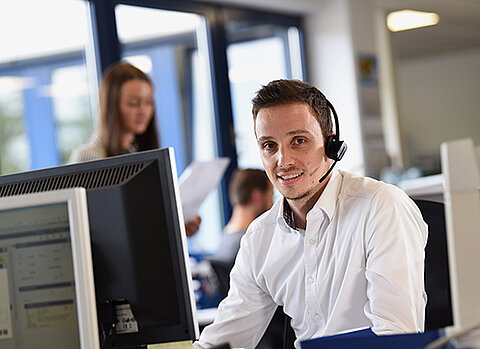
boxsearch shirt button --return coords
[314,313,321,320]
[308,239,315,245]
[307,277,314,284]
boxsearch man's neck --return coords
[224,205,257,234]
[287,176,330,230]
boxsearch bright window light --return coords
[387,9,439,32]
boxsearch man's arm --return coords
[195,234,277,348]
[364,185,428,334]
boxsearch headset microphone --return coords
[319,100,347,183]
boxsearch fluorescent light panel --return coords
[387,9,439,32]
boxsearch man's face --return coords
[255,102,331,203]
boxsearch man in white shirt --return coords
[194,79,428,349]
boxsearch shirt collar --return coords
[277,199,296,232]
[277,169,343,231]
[313,169,342,221]
[283,197,296,229]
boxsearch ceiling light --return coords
[387,9,440,32]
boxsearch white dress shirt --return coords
[195,170,428,349]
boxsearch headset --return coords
[318,100,347,183]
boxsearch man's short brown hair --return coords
[229,169,271,206]
[251,79,333,141]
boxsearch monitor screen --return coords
[0,148,198,347]
[0,188,99,349]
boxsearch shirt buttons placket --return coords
[304,229,319,322]
[303,212,325,326]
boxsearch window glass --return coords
[0,0,97,174]
[228,37,287,169]
[0,78,29,174]
[115,5,221,253]
[227,24,304,169]
[51,65,95,164]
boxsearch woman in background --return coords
[70,62,158,162]
[71,61,201,236]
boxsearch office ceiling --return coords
[376,0,480,61]
[199,0,480,61]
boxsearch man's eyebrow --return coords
[286,129,311,137]
[257,136,272,142]
[257,130,311,143]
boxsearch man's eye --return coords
[263,142,275,150]
[295,138,306,145]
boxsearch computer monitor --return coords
[0,188,99,349]
[441,138,480,332]
[0,148,198,347]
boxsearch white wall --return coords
[304,0,365,174]
[396,47,480,168]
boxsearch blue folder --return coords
[301,328,449,349]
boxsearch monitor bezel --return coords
[0,188,100,349]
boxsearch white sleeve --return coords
[364,185,428,334]
[196,231,278,349]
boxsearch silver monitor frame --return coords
[0,188,99,348]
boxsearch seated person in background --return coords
[194,79,428,349]
[70,61,200,236]
[209,168,273,266]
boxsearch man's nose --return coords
[277,145,295,168]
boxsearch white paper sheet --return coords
[179,158,230,222]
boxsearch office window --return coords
[0,79,29,174]
[115,4,221,253]
[0,0,97,174]
[226,22,305,169]
[51,65,95,164]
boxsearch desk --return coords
[196,307,217,327]
[399,174,444,202]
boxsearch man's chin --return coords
[283,190,310,201]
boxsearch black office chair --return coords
[415,199,453,330]
[283,313,296,349]
[209,259,234,300]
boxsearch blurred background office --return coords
[0,0,479,255]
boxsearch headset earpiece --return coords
[324,100,347,161]
[318,100,348,184]
[325,134,347,161]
